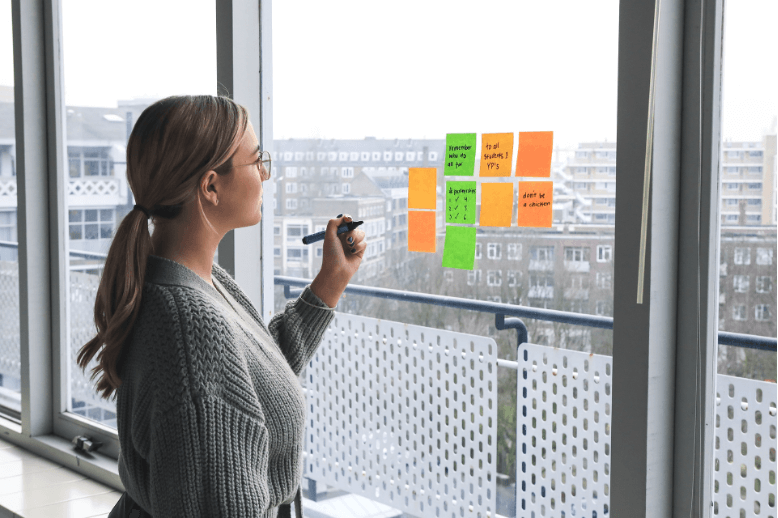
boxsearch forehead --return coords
[237,123,259,154]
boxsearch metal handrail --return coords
[275,275,777,353]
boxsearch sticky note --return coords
[517,181,553,227]
[446,181,476,224]
[442,226,477,270]
[480,183,513,227]
[444,133,476,176]
[408,211,436,253]
[408,168,437,209]
[516,131,553,177]
[480,133,513,177]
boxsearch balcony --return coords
[0,247,774,517]
[0,176,127,208]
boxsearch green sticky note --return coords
[444,133,476,176]
[442,226,477,270]
[446,181,477,224]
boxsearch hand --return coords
[310,214,365,307]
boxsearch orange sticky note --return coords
[480,133,513,177]
[517,181,553,227]
[516,131,553,177]
[408,210,436,252]
[408,168,437,209]
[479,183,513,227]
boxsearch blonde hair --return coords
[77,95,249,400]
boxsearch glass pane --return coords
[273,1,619,515]
[715,2,776,517]
[63,0,216,429]
[717,0,777,381]
[0,0,20,421]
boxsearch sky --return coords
[0,0,775,149]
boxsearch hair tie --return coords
[133,204,151,218]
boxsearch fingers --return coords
[325,213,349,238]
[340,229,365,254]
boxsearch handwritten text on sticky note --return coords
[480,133,513,177]
[517,181,553,227]
[408,167,437,209]
[446,181,476,224]
[516,131,553,177]
[444,133,476,176]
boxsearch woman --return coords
[77,95,364,518]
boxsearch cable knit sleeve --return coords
[267,285,335,375]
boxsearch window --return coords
[755,305,770,321]
[342,183,351,194]
[328,152,337,161]
[596,272,612,289]
[407,152,415,161]
[732,305,747,321]
[734,247,751,265]
[444,271,454,283]
[394,152,403,161]
[285,182,297,193]
[372,151,381,161]
[467,270,482,286]
[487,243,502,260]
[383,151,392,161]
[755,248,773,265]
[733,275,749,293]
[316,247,323,257]
[507,243,522,260]
[596,301,612,316]
[317,152,326,161]
[475,242,482,259]
[529,274,554,288]
[341,167,354,178]
[429,152,438,161]
[68,208,115,240]
[748,150,763,158]
[746,215,761,223]
[294,152,304,161]
[487,270,502,287]
[507,271,521,287]
[530,246,554,262]
[274,247,281,257]
[747,183,761,190]
[283,151,293,161]
[286,199,298,210]
[287,247,309,260]
[68,148,113,177]
[755,276,771,293]
[274,225,281,235]
[575,151,589,158]
[285,166,297,178]
[597,245,612,262]
[747,198,761,206]
[565,247,590,262]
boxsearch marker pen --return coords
[302,220,363,245]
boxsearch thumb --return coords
[325,215,348,239]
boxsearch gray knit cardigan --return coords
[115,254,334,517]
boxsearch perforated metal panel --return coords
[713,374,777,518]
[517,343,612,517]
[303,313,499,518]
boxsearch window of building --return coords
[283,151,293,161]
[755,248,773,265]
[274,247,281,257]
[274,225,281,235]
[286,199,298,210]
[467,270,482,286]
[68,148,114,177]
[733,275,749,292]
[475,242,482,259]
[285,166,298,178]
[748,150,763,158]
[597,245,612,262]
[294,152,304,161]
[429,152,438,161]
[507,271,521,287]
[565,247,590,262]
[747,183,762,190]
[530,246,554,262]
[383,151,392,161]
[287,247,309,260]
[487,270,502,287]
[755,276,772,294]
[755,304,771,322]
[529,274,554,288]
[734,247,751,265]
[596,301,612,316]
[575,151,589,158]
[342,183,351,194]
[507,243,522,260]
[68,208,115,240]
[732,305,747,321]
[406,152,416,161]
[596,272,613,289]
[285,182,297,193]
[341,167,354,178]
[487,243,502,260]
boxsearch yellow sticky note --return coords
[408,211,436,253]
[480,133,513,177]
[516,131,553,177]
[480,183,513,227]
[517,181,553,227]
[408,168,437,209]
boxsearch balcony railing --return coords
[0,243,773,517]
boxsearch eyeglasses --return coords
[236,150,271,181]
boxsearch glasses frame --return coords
[235,150,271,181]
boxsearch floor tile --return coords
[3,477,114,513]
[0,466,86,496]
[22,491,122,518]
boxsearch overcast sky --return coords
[0,0,775,149]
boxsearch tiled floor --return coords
[0,436,121,518]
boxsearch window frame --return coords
[2,0,733,513]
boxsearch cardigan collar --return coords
[145,254,223,302]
